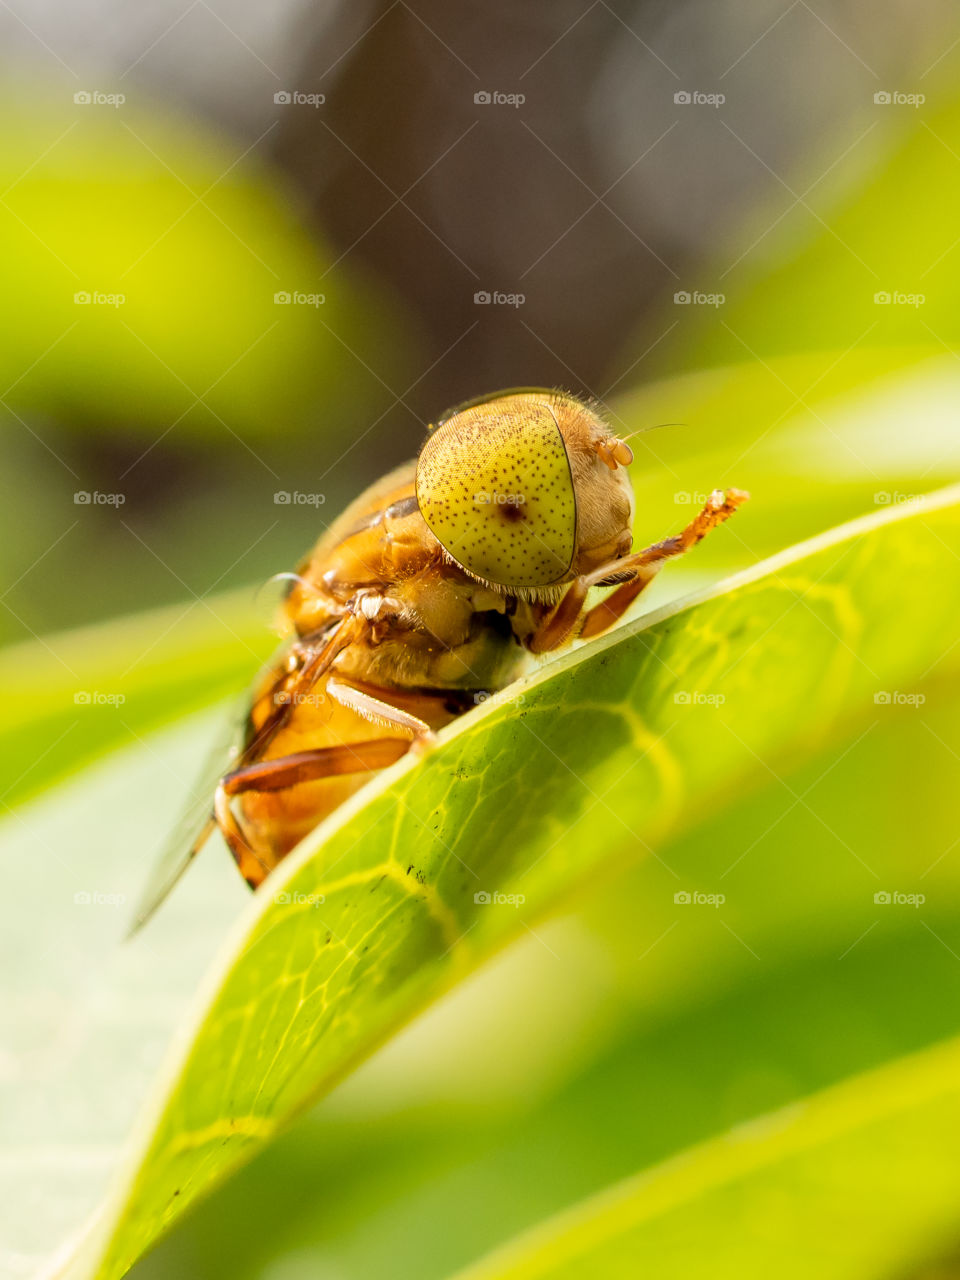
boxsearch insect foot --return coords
[710,487,750,512]
[409,730,439,759]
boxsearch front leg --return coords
[528,488,748,654]
[250,591,408,759]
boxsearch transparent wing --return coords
[128,620,351,934]
[127,695,249,935]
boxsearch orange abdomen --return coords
[238,667,460,878]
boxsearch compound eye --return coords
[416,397,577,588]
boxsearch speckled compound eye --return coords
[416,396,577,588]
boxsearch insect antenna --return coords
[253,572,324,636]
[257,571,321,602]
[620,421,687,442]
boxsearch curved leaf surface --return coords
[52,484,960,1280]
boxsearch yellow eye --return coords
[416,394,577,588]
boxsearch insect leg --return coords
[215,738,415,887]
[529,488,748,653]
[578,572,659,639]
[243,613,368,764]
[222,741,414,794]
[327,678,437,755]
[526,577,596,654]
[217,599,422,887]
[214,782,271,888]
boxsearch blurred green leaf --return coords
[0,83,417,442]
[451,1032,960,1280]
[0,587,272,810]
[55,484,960,1280]
[632,81,960,378]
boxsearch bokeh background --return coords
[3,2,960,1278]
[3,0,958,642]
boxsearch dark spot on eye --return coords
[499,504,525,523]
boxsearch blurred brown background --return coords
[0,0,949,639]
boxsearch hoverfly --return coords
[132,389,747,927]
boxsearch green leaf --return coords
[57,483,960,1280]
[448,1032,960,1280]
[130,678,960,1280]
[0,588,272,810]
[0,89,416,442]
